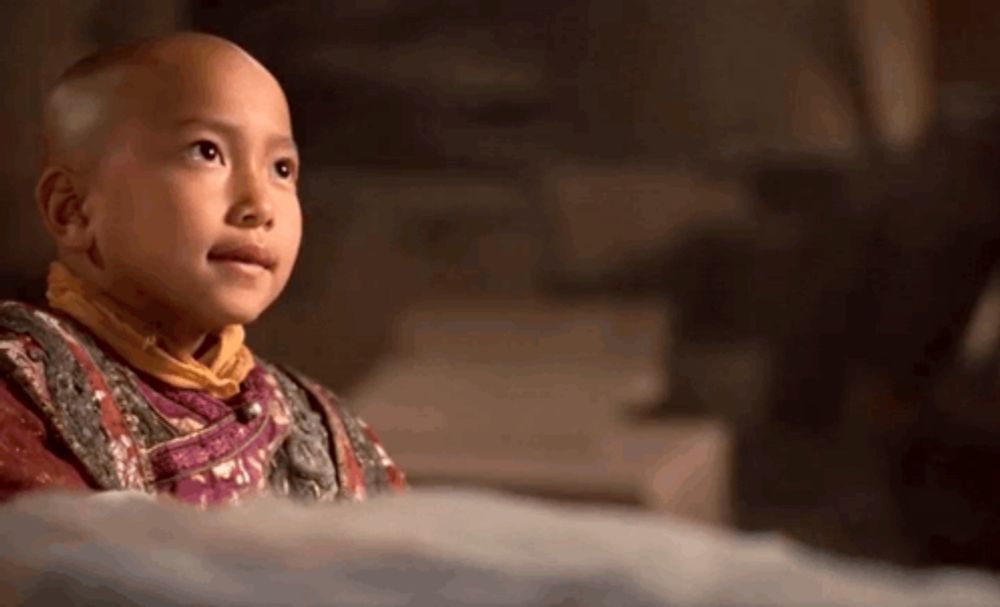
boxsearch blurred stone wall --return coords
[0,0,940,394]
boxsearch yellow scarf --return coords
[46,261,254,399]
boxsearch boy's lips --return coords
[207,243,277,271]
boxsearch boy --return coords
[0,32,404,507]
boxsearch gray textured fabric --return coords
[263,362,340,501]
[1,489,998,607]
[0,303,125,489]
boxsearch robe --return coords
[0,301,404,506]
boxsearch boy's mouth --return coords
[207,243,277,271]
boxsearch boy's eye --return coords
[187,140,224,164]
[273,159,296,180]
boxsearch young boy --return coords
[0,32,404,507]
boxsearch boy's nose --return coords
[233,201,274,229]
[229,177,275,229]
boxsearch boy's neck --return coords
[47,259,254,396]
[54,258,219,361]
[159,324,211,361]
[114,294,211,361]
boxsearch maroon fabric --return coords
[0,378,92,500]
[137,366,270,428]
[136,367,292,506]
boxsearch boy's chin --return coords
[197,300,269,331]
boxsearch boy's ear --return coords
[35,167,93,251]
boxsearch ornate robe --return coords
[0,301,404,506]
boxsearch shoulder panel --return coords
[262,361,404,500]
[0,302,154,491]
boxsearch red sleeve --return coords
[0,377,92,501]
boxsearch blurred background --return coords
[2,0,1000,572]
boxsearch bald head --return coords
[35,32,302,340]
[41,32,279,173]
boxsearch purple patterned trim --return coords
[147,403,271,483]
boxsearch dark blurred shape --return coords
[544,82,1000,569]
[736,87,1000,568]
[870,86,1000,570]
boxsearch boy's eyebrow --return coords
[173,117,298,154]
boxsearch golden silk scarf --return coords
[46,261,254,399]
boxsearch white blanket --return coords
[1,489,997,606]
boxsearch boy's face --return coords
[84,46,302,334]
